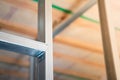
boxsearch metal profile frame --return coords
[30,0,53,80]
[0,32,47,58]
[0,0,53,80]
[0,0,119,80]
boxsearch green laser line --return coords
[52,4,120,30]
[33,0,99,23]
[34,0,120,30]
[33,0,120,79]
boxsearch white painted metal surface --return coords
[0,32,47,52]
[31,0,53,80]
[45,0,53,80]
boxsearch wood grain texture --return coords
[98,0,120,80]
[2,0,37,12]
[3,0,120,79]
[54,52,105,69]
[0,51,105,69]
[0,55,29,67]
[0,55,99,80]
[0,19,103,53]
[0,69,28,79]
[0,19,37,38]
[54,67,99,80]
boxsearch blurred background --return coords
[0,0,120,80]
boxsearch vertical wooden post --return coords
[98,0,120,80]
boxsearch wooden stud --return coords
[98,0,120,79]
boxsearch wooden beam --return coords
[2,0,37,12]
[0,52,105,69]
[0,54,105,79]
[54,67,99,80]
[3,0,87,13]
[54,36,103,54]
[0,55,100,79]
[0,65,99,80]
[0,55,29,67]
[0,69,28,78]
[98,0,120,79]
[0,19,37,39]
[0,19,103,53]
[54,52,105,69]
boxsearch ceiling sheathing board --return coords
[0,0,37,27]
[54,72,87,80]
[0,0,106,79]
[54,42,105,65]
[2,0,119,79]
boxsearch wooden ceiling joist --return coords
[2,0,88,13]
[0,55,29,67]
[0,69,28,79]
[54,67,99,80]
[0,51,105,69]
[54,52,105,69]
[54,36,103,53]
[0,19,103,53]
[0,55,99,80]
[0,19,37,38]
[2,0,37,12]
[0,67,97,80]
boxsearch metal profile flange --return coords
[0,32,47,61]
